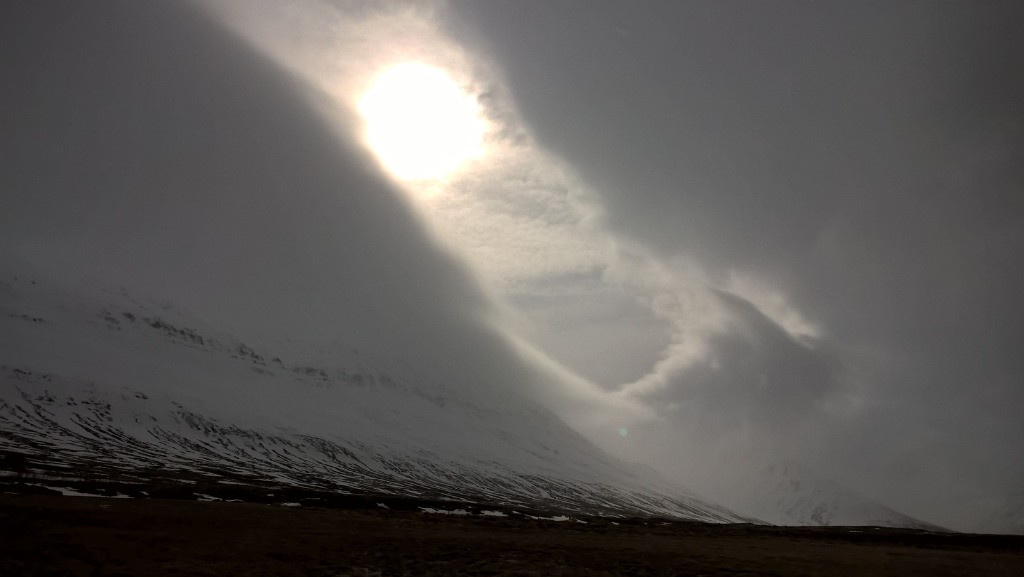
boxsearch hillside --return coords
[0,267,746,522]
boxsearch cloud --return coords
[193,1,889,478]
[438,0,1024,525]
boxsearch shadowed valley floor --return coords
[2,494,1022,576]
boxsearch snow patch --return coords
[30,484,130,498]
[420,507,471,516]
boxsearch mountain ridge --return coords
[696,457,946,531]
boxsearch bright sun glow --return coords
[359,63,485,181]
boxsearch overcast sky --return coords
[440,0,1024,524]
[3,1,1022,529]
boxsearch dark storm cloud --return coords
[446,0,1024,522]
[0,1,542,396]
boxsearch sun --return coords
[358,63,485,181]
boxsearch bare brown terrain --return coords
[2,493,1022,577]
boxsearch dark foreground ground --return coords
[2,494,1022,576]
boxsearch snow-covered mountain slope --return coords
[0,268,748,522]
[959,492,1024,535]
[977,497,1024,535]
[706,459,944,530]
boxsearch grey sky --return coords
[443,0,1024,524]
[3,0,1022,529]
